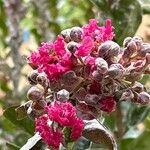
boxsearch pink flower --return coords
[99,96,116,112]
[46,101,77,127]
[75,36,94,57]
[82,19,114,42]
[71,118,84,140]
[82,19,98,37]
[28,36,73,80]
[46,101,84,140]
[52,35,66,56]
[35,114,63,149]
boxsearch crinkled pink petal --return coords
[35,114,63,149]
[75,36,94,57]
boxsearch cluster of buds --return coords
[26,19,150,149]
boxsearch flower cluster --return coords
[36,101,84,149]
[26,18,150,149]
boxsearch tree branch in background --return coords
[4,0,26,98]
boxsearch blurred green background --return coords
[0,0,150,149]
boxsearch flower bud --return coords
[120,89,134,101]
[123,37,132,47]
[61,29,71,43]
[95,58,108,74]
[132,36,142,51]
[146,53,150,64]
[133,91,150,105]
[70,27,83,43]
[67,41,79,53]
[57,89,69,101]
[85,94,100,105]
[108,64,125,79]
[98,41,120,58]
[37,72,49,88]
[27,86,43,101]
[132,81,145,93]
[28,70,39,85]
[127,41,137,53]
[92,70,103,82]
[139,43,150,57]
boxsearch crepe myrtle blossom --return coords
[35,101,84,149]
[26,18,150,149]
[28,19,114,81]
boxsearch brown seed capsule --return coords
[70,27,83,43]
[27,86,43,102]
[61,29,71,43]
[28,70,39,85]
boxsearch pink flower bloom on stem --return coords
[35,114,63,149]
[46,101,84,140]
[82,19,114,42]
[71,118,84,140]
[28,36,73,80]
[75,36,94,57]
[82,19,98,37]
[52,35,66,56]
[99,96,116,112]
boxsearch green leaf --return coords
[3,106,34,135]
[125,104,150,126]
[119,138,135,150]
[133,130,150,150]
[6,142,20,150]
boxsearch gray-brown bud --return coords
[123,37,132,47]
[95,58,108,74]
[28,70,39,85]
[67,41,79,53]
[133,91,150,105]
[61,29,71,43]
[108,64,125,79]
[36,72,49,88]
[70,27,83,43]
[27,86,43,101]
[131,81,145,93]
[98,41,120,58]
